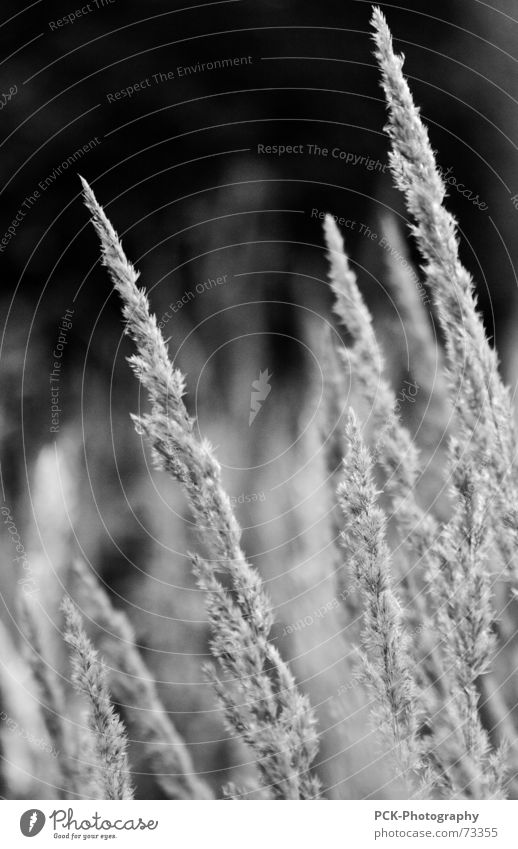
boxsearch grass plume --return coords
[80,177,321,799]
[4,5,518,802]
[61,596,134,800]
[324,214,437,562]
[371,6,518,574]
[338,411,421,787]
[70,559,213,800]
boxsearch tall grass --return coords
[61,596,134,800]
[372,7,518,575]
[79,176,321,800]
[338,411,421,790]
[70,559,214,801]
[1,5,516,800]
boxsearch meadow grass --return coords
[1,6,516,800]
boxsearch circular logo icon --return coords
[20,810,46,837]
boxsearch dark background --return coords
[2,0,517,463]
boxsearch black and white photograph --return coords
[1,1,518,844]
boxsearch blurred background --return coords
[1,0,518,799]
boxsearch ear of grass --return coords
[323,215,437,563]
[81,177,321,799]
[324,215,449,736]
[371,7,518,573]
[193,554,320,799]
[61,596,134,800]
[318,328,360,616]
[319,325,350,483]
[424,445,507,798]
[372,7,510,798]
[378,211,449,437]
[70,559,213,800]
[338,411,422,789]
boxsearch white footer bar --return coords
[2,800,517,848]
